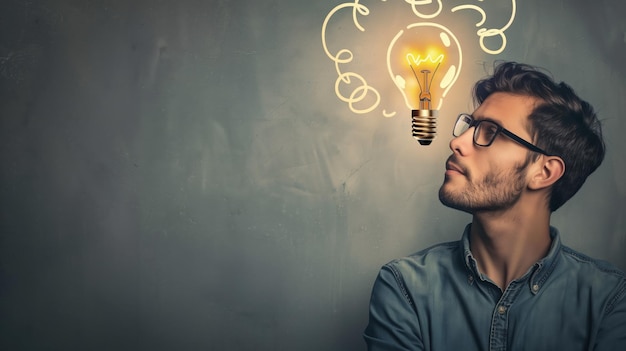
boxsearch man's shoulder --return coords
[383,240,462,275]
[555,245,626,313]
[374,241,465,299]
[558,245,626,282]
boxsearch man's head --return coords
[439,62,605,213]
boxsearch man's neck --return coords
[469,204,552,291]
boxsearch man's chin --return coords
[438,187,473,214]
[438,187,457,208]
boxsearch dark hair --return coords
[472,62,605,212]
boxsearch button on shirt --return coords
[364,225,626,351]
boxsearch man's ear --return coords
[529,156,565,190]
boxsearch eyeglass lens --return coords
[453,114,471,136]
[475,121,499,146]
[453,114,499,146]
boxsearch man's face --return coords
[439,92,538,214]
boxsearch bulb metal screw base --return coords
[412,109,438,145]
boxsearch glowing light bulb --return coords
[387,23,462,145]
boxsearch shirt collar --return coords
[527,226,561,294]
[461,224,562,294]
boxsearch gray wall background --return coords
[1,0,624,350]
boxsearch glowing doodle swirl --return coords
[406,0,443,19]
[452,0,517,55]
[322,0,517,117]
[321,0,381,115]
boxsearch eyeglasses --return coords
[453,113,550,155]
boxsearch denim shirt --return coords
[364,225,626,351]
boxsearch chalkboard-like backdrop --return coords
[1,1,624,350]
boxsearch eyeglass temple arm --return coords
[500,129,549,155]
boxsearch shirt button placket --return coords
[490,301,511,351]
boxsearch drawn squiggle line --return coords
[452,5,487,26]
[321,0,381,115]
[405,0,443,19]
[406,53,444,66]
[335,72,381,114]
[451,0,516,55]
[382,110,397,117]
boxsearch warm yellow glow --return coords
[321,0,517,117]
[405,52,444,67]
[404,51,444,110]
[387,22,462,111]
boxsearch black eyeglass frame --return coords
[454,113,551,156]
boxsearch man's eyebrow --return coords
[472,115,502,124]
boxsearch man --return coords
[364,62,626,350]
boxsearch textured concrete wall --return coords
[1,0,624,350]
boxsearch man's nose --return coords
[449,127,475,155]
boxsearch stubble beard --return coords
[439,163,528,214]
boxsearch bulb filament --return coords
[409,62,440,111]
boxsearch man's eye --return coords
[482,124,498,138]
